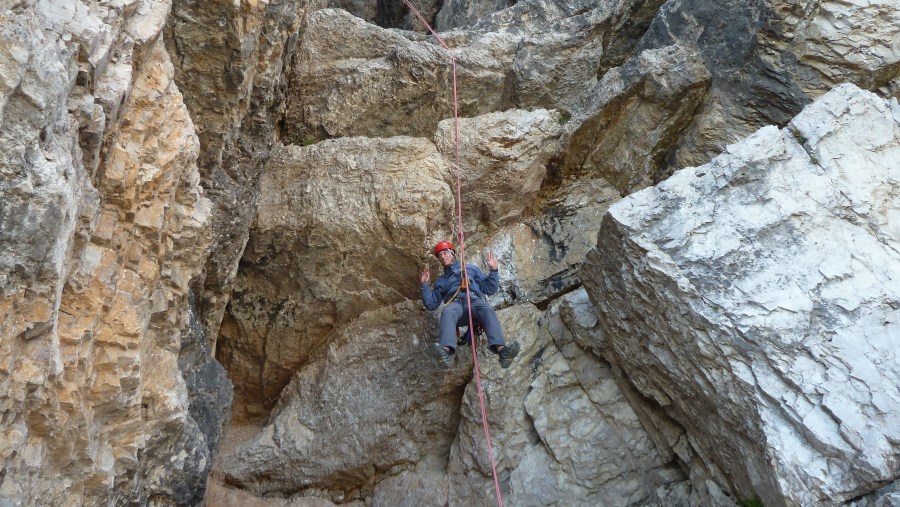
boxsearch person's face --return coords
[437,249,455,267]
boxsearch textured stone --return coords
[558,44,710,194]
[218,301,470,501]
[285,0,668,142]
[639,0,900,171]
[434,0,514,30]
[0,0,230,502]
[581,84,900,506]
[283,8,473,142]
[434,108,562,234]
[489,178,621,306]
[164,0,326,342]
[442,299,688,506]
[219,137,453,419]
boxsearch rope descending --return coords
[399,3,505,506]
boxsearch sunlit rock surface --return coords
[0,2,228,504]
[582,84,900,506]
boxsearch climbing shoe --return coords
[498,341,520,369]
[428,343,453,368]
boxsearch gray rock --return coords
[581,84,900,506]
[435,0,515,31]
[488,178,621,306]
[443,300,689,506]
[558,44,710,194]
[639,0,900,171]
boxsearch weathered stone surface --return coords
[765,1,900,97]
[442,299,688,506]
[0,1,231,503]
[444,0,669,112]
[434,0,514,30]
[219,137,453,419]
[640,0,900,171]
[282,8,469,142]
[488,178,621,306]
[164,0,325,342]
[206,474,358,506]
[434,108,562,234]
[558,44,710,194]
[218,301,470,500]
[582,84,900,506]
[285,0,669,142]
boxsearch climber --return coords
[419,241,520,368]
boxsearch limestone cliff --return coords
[1,0,898,506]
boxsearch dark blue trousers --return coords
[438,297,505,352]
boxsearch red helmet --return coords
[432,241,455,257]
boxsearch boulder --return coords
[434,108,562,234]
[581,84,900,506]
[219,301,470,500]
[219,137,453,418]
[558,44,710,194]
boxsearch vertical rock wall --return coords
[1,2,228,504]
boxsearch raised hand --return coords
[485,250,499,270]
[420,265,431,283]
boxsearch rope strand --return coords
[400,3,504,506]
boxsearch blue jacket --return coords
[420,261,499,311]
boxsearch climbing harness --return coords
[401,1,505,506]
[442,273,469,304]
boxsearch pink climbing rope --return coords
[400,2,505,506]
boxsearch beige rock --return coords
[283,8,473,142]
[164,0,326,342]
[434,108,562,234]
[0,1,217,499]
[218,301,469,500]
[285,0,665,142]
[220,137,453,419]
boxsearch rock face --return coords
[5,0,900,504]
[220,137,453,418]
[557,43,710,194]
[219,301,471,498]
[285,0,670,143]
[582,84,900,506]
[434,108,562,234]
[639,0,900,171]
[444,299,689,507]
[1,2,228,505]
[164,0,325,341]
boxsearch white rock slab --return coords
[582,83,900,506]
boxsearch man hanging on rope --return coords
[420,241,520,368]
